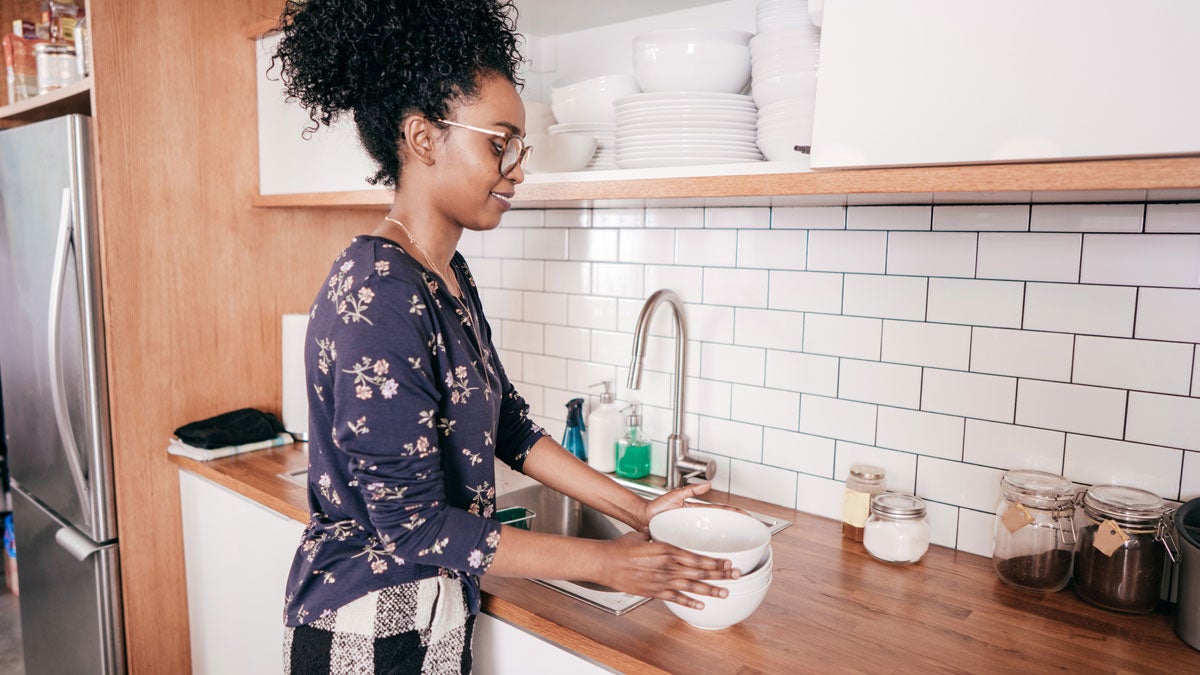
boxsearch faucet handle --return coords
[676,455,717,485]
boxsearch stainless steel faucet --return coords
[627,289,716,490]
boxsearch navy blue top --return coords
[283,235,548,627]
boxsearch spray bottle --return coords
[562,398,587,461]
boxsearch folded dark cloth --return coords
[172,408,287,449]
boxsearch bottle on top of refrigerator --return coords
[562,397,587,462]
[586,381,621,474]
[615,403,651,479]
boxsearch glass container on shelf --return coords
[842,463,886,542]
[991,469,1078,593]
[863,493,929,565]
[1074,484,1178,614]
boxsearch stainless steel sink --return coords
[496,478,791,615]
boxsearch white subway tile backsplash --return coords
[686,378,732,419]
[804,314,882,360]
[807,231,887,273]
[502,210,544,228]
[1073,336,1193,395]
[524,229,568,260]
[480,288,522,320]
[1183,452,1200,501]
[924,500,960,549]
[917,457,1003,513]
[515,382,544,417]
[567,295,617,330]
[568,229,618,262]
[800,396,877,445]
[543,209,590,229]
[458,229,484,257]
[501,260,544,290]
[703,268,769,308]
[1023,282,1136,337]
[565,361,616,395]
[956,509,996,558]
[768,271,843,314]
[764,350,839,397]
[771,206,845,230]
[1031,203,1144,233]
[684,303,736,344]
[842,274,927,320]
[590,330,634,367]
[1194,351,1199,397]
[795,473,846,521]
[644,265,704,304]
[698,416,763,462]
[763,429,835,477]
[676,230,738,267]
[927,278,1024,328]
[839,360,923,409]
[877,407,964,460]
[468,258,502,287]
[730,460,797,508]
[1146,203,1200,233]
[645,207,703,229]
[592,263,644,298]
[970,327,1074,381]
[592,208,644,228]
[497,348,521,381]
[736,230,808,270]
[1125,392,1200,452]
[1081,234,1200,288]
[545,261,590,294]
[963,420,1064,473]
[922,369,1016,423]
[933,205,1029,232]
[881,320,972,370]
[847,205,931,231]
[482,228,524,257]
[834,441,916,493]
[1136,288,1200,343]
[1015,380,1126,439]
[523,354,566,388]
[701,343,766,386]
[706,207,771,229]
[733,308,804,351]
[886,232,977,278]
[618,230,675,265]
[523,292,567,325]
[501,321,543,353]
[1063,435,1182,500]
[976,233,1082,283]
[731,384,801,431]
[614,367,673,411]
[544,325,590,361]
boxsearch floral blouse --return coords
[283,235,548,627]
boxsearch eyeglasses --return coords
[437,119,533,177]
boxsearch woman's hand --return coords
[636,482,744,532]
[598,532,738,609]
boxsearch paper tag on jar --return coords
[843,490,872,528]
[1092,519,1129,557]
[1000,503,1034,533]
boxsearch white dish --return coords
[619,130,757,142]
[618,155,762,168]
[633,29,753,94]
[524,133,596,173]
[663,575,772,630]
[618,138,761,151]
[549,75,641,124]
[616,91,755,106]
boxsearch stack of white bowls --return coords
[547,122,617,170]
[548,75,638,171]
[752,0,820,163]
[649,508,773,631]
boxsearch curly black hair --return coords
[272,0,524,187]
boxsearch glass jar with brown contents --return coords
[1074,484,1178,614]
[842,464,886,541]
[991,469,1077,593]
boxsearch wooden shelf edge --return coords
[244,17,279,40]
[0,76,92,125]
[250,155,1200,209]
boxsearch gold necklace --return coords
[383,216,460,297]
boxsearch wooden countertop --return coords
[171,445,1200,674]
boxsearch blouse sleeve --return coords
[485,316,550,473]
[331,275,502,575]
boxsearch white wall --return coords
[468,200,1200,557]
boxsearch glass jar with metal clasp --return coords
[991,470,1078,592]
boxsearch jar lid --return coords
[1082,484,1164,524]
[34,43,74,55]
[1001,469,1075,507]
[870,492,926,520]
[850,463,886,480]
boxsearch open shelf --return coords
[250,155,1200,209]
[0,76,92,127]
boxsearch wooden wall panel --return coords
[88,1,378,671]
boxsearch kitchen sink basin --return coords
[496,478,791,615]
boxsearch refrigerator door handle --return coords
[55,525,115,563]
[47,186,93,527]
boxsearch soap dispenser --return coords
[615,403,651,479]
[586,381,621,474]
[562,398,587,461]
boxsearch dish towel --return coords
[167,432,294,461]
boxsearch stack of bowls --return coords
[752,0,820,163]
[548,75,638,171]
[614,93,762,169]
[649,508,773,630]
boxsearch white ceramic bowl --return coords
[633,29,754,94]
[664,575,772,630]
[524,133,596,173]
[649,508,771,574]
[550,75,641,124]
[757,134,811,161]
[752,71,818,109]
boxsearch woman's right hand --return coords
[598,532,739,609]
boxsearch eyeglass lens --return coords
[500,138,525,176]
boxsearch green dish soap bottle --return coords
[615,403,651,479]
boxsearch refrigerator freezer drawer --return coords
[11,487,124,674]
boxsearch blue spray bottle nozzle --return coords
[562,397,587,461]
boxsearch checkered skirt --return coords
[284,576,475,674]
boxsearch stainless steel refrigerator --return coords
[0,115,124,674]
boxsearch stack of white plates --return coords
[756,0,816,33]
[752,0,819,162]
[613,92,763,169]
[750,30,818,110]
[757,98,813,163]
[548,122,618,170]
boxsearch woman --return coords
[273,1,737,672]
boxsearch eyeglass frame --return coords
[437,119,533,177]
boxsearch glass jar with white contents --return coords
[863,493,930,565]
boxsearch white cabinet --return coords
[473,614,614,675]
[178,471,304,675]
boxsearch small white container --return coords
[34,43,79,94]
[863,493,930,565]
